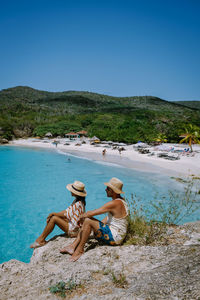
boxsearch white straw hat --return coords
[104,177,124,194]
[66,181,87,196]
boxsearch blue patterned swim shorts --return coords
[95,221,116,245]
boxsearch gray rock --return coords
[1,222,200,299]
[13,128,32,138]
[0,138,9,144]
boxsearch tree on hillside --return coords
[155,133,168,143]
[179,124,200,152]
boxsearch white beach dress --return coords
[107,199,129,244]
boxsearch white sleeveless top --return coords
[107,199,129,244]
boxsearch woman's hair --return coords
[73,195,86,207]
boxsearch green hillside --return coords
[173,101,200,110]
[1,86,197,113]
[0,86,200,143]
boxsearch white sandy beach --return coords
[8,138,200,178]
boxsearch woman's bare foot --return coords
[30,240,47,249]
[60,245,75,255]
[69,250,84,262]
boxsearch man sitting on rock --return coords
[60,177,129,262]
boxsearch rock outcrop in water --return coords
[0,222,200,300]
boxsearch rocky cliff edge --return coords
[1,222,200,300]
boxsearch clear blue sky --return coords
[0,0,199,100]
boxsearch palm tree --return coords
[155,133,167,143]
[179,124,200,152]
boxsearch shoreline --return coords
[6,138,200,178]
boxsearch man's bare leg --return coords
[70,218,100,262]
[30,216,69,248]
[60,230,82,254]
[60,217,99,255]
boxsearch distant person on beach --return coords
[60,177,129,262]
[102,149,106,156]
[53,140,58,148]
[30,181,87,249]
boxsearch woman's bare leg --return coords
[32,216,69,246]
[70,218,100,262]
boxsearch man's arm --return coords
[80,201,116,219]
[101,216,108,224]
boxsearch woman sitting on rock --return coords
[30,180,87,249]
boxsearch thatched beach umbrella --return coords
[45,132,53,138]
[90,136,100,143]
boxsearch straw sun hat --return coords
[104,177,124,194]
[66,181,87,197]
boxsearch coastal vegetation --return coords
[111,271,128,288]
[179,124,200,152]
[175,100,200,110]
[49,280,83,298]
[0,86,200,143]
[125,177,200,245]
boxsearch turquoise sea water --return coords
[0,146,199,264]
